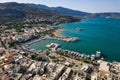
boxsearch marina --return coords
[29,18,120,62]
[27,38,103,61]
[46,43,60,51]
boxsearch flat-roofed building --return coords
[45,63,65,80]
[58,68,72,80]
[99,61,110,73]
[33,75,41,80]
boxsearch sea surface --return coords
[28,18,120,62]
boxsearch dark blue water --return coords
[29,18,120,62]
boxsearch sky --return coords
[0,0,120,13]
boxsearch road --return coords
[0,40,7,49]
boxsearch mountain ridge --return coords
[27,3,90,17]
[0,2,80,22]
[0,2,120,22]
[27,3,120,18]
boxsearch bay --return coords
[29,18,120,62]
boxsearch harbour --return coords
[28,18,120,62]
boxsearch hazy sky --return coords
[0,0,120,13]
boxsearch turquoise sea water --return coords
[29,18,120,62]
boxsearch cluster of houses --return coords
[56,49,102,61]
[0,48,73,80]
[0,42,120,80]
[0,25,54,48]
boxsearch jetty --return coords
[45,36,80,42]
[64,28,85,31]
[46,43,60,51]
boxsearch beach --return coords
[53,28,64,38]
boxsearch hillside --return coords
[28,3,120,18]
[0,2,80,22]
[27,4,90,17]
[51,7,90,17]
[0,2,120,22]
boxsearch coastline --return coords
[53,28,65,38]
[17,18,120,62]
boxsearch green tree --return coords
[8,40,19,47]
[45,51,50,56]
[53,58,59,63]
[31,54,35,59]
[36,57,42,61]
[72,61,75,65]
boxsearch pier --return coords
[64,28,85,31]
[46,36,80,42]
